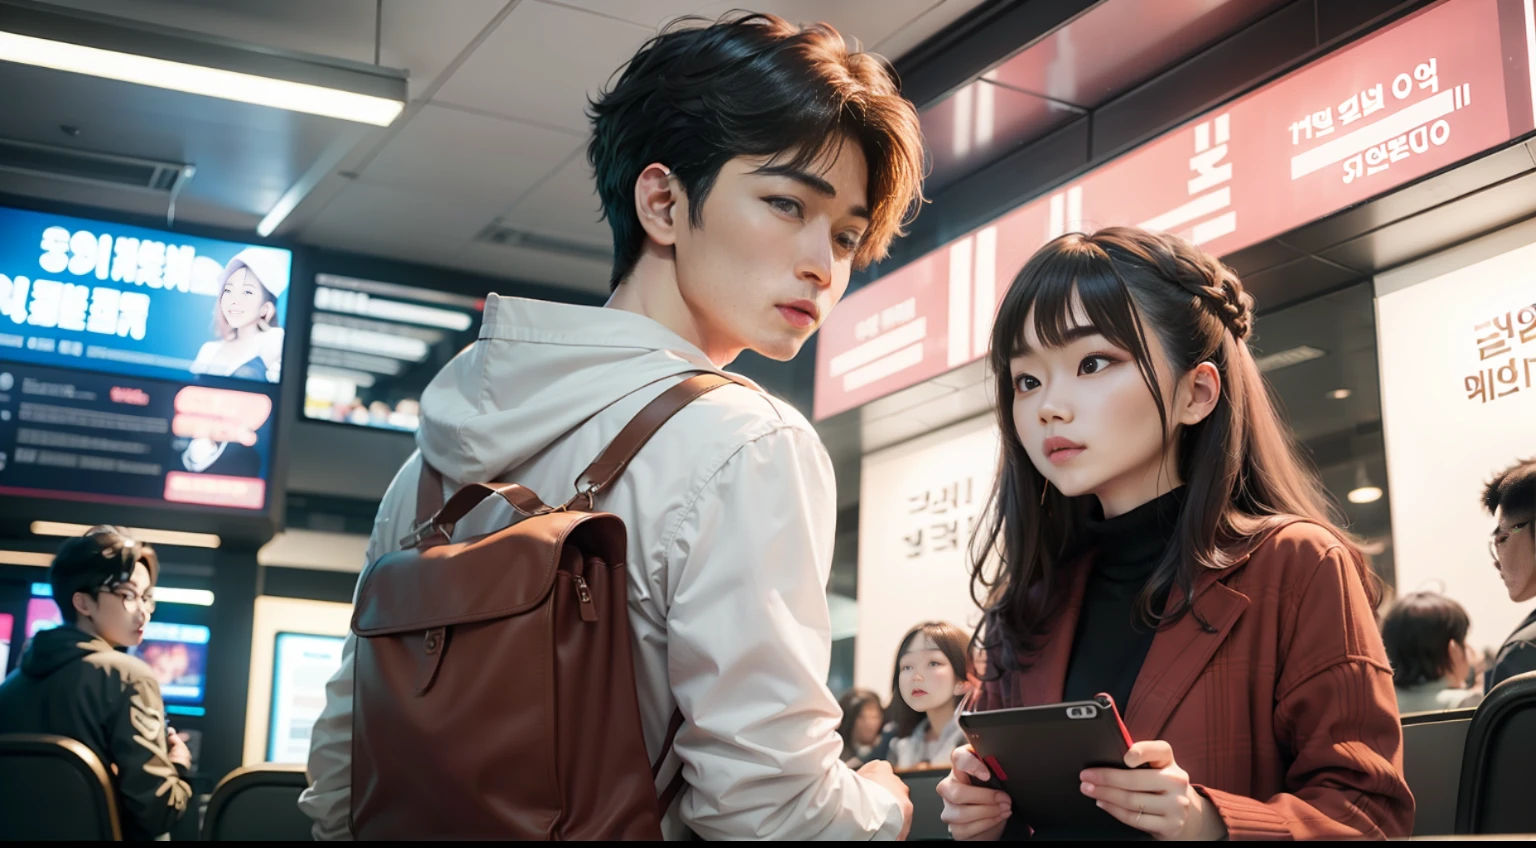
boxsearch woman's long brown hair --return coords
[970,227,1375,677]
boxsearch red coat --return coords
[973,519,1414,840]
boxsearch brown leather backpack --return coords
[348,373,740,839]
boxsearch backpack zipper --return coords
[574,575,597,622]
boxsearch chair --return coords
[1456,670,1536,834]
[202,763,313,841]
[0,733,122,840]
[897,766,952,841]
[1399,708,1475,836]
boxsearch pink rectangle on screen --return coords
[164,471,267,510]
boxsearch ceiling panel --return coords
[500,151,609,244]
[554,0,955,52]
[34,0,379,63]
[983,0,1293,107]
[447,240,612,296]
[379,0,512,101]
[303,180,508,264]
[357,103,583,206]
[871,0,994,58]
[432,1,653,134]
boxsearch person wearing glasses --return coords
[1483,458,1536,694]
[0,526,192,840]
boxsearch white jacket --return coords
[298,295,902,840]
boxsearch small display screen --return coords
[128,621,211,705]
[303,274,482,432]
[267,631,346,762]
[24,596,62,638]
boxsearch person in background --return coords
[299,11,926,841]
[190,247,287,383]
[886,621,971,770]
[837,687,889,768]
[936,228,1412,840]
[1382,592,1482,713]
[0,527,192,840]
[1483,457,1536,692]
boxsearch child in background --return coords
[886,621,971,769]
[836,687,889,768]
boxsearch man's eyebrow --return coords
[753,164,871,219]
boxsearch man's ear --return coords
[633,163,679,247]
[72,590,95,620]
[1175,361,1222,427]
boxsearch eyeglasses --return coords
[1490,520,1532,565]
[101,588,155,615]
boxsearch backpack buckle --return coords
[400,520,439,549]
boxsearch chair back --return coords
[202,763,312,841]
[0,733,122,840]
[1400,708,1474,836]
[1457,671,1536,834]
[897,766,951,841]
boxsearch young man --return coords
[0,527,193,840]
[299,13,925,841]
[1484,457,1536,692]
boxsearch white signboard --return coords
[1377,227,1536,653]
[267,632,346,763]
[855,414,1000,700]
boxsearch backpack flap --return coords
[352,510,621,637]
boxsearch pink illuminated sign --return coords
[814,0,1536,420]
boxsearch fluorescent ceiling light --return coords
[1327,388,1353,400]
[1254,345,1326,373]
[154,588,215,607]
[0,31,404,126]
[1,550,53,567]
[31,521,221,549]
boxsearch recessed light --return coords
[1327,388,1352,400]
[1347,486,1383,504]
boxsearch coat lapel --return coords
[1123,579,1249,741]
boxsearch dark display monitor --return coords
[303,273,481,433]
[0,205,292,515]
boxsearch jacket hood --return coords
[416,296,761,486]
[21,626,114,677]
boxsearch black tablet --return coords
[956,693,1144,839]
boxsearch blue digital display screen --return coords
[0,205,290,512]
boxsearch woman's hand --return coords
[936,744,1011,840]
[1079,741,1227,841]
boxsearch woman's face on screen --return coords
[220,266,270,333]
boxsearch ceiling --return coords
[2,0,994,296]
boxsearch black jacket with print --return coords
[0,626,192,839]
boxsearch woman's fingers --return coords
[1124,740,1175,769]
[1094,798,1177,838]
[1080,781,1180,817]
[949,813,1010,841]
[937,777,1011,811]
[952,745,989,783]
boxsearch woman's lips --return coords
[911,688,928,697]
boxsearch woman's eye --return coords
[766,196,803,218]
[1014,374,1040,393]
[1079,355,1113,375]
[835,231,863,252]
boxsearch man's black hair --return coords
[587,12,925,290]
[49,526,158,625]
[1483,457,1536,518]
[1381,592,1470,687]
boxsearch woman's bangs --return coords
[998,246,1147,361]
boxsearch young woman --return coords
[886,621,971,769]
[936,228,1413,840]
[1382,592,1483,713]
[190,247,287,383]
[836,687,888,768]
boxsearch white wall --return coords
[1376,220,1536,652]
[855,414,1000,700]
[242,595,353,766]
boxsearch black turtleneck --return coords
[1061,487,1186,714]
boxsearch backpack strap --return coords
[565,372,749,512]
